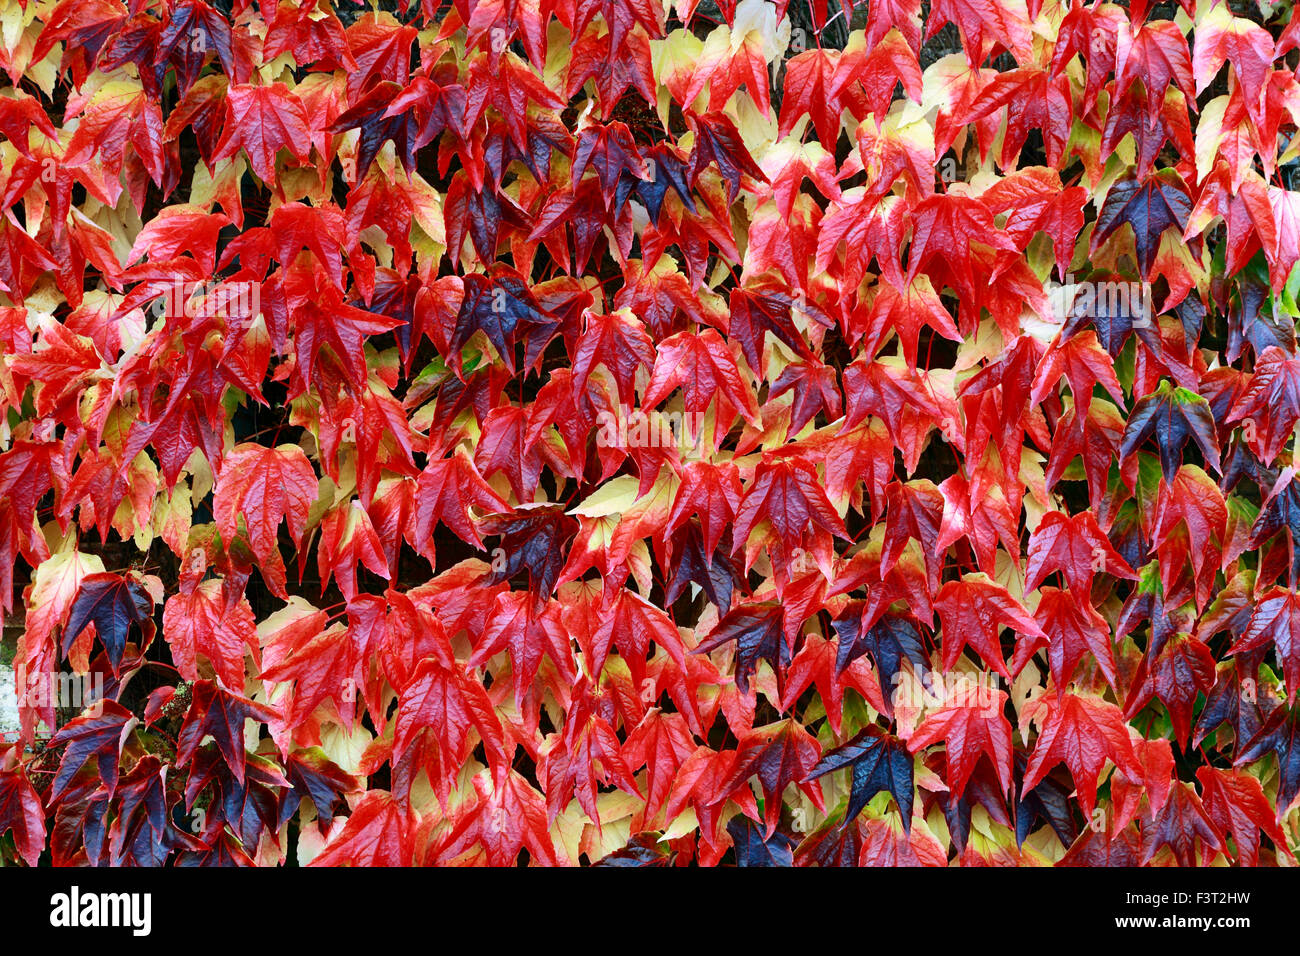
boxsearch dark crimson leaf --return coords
[1090,171,1193,276]
[47,701,136,804]
[806,727,913,828]
[62,573,155,675]
[831,608,931,713]
[1120,381,1221,483]
[727,815,795,867]
[695,602,789,697]
[175,681,279,786]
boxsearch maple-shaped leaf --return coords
[567,26,657,119]
[213,83,313,183]
[394,656,508,802]
[718,720,823,836]
[260,616,368,733]
[62,572,155,675]
[311,790,415,867]
[1150,465,1228,612]
[1114,17,1196,114]
[831,607,931,713]
[1101,83,1195,181]
[1140,781,1227,866]
[856,814,947,866]
[684,110,767,204]
[1019,587,1119,697]
[623,708,696,824]
[1013,753,1078,849]
[1030,330,1125,418]
[572,119,646,195]
[879,479,944,589]
[0,759,46,866]
[262,1,356,71]
[905,192,1017,303]
[127,205,230,276]
[778,48,840,148]
[328,80,422,178]
[1021,692,1143,814]
[838,29,924,121]
[163,578,258,691]
[315,498,390,603]
[175,681,278,786]
[807,727,913,829]
[1025,509,1137,595]
[932,470,1022,578]
[470,590,576,706]
[664,461,743,559]
[154,0,242,91]
[732,458,848,577]
[278,748,360,833]
[413,449,510,559]
[447,270,556,375]
[1236,706,1300,814]
[432,770,558,866]
[984,168,1087,278]
[908,688,1014,799]
[1228,346,1300,465]
[1046,400,1125,512]
[1120,380,1221,482]
[728,287,820,373]
[182,748,288,850]
[1228,587,1300,706]
[843,362,942,465]
[1057,823,1143,867]
[664,745,759,848]
[663,519,741,612]
[1056,270,1160,358]
[1090,171,1193,277]
[1123,631,1215,747]
[643,328,761,449]
[473,406,549,506]
[213,443,318,570]
[695,601,788,696]
[927,0,1032,65]
[1194,659,1275,753]
[1248,468,1300,589]
[792,809,864,867]
[960,67,1073,168]
[480,504,580,604]
[727,814,795,866]
[290,291,405,394]
[933,574,1046,681]
[47,701,136,805]
[862,274,961,373]
[1193,4,1273,117]
[570,308,655,409]
[587,588,689,686]
[1197,766,1293,867]
[593,832,678,867]
[542,676,643,825]
[107,755,204,866]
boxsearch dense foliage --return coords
[0,0,1298,867]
